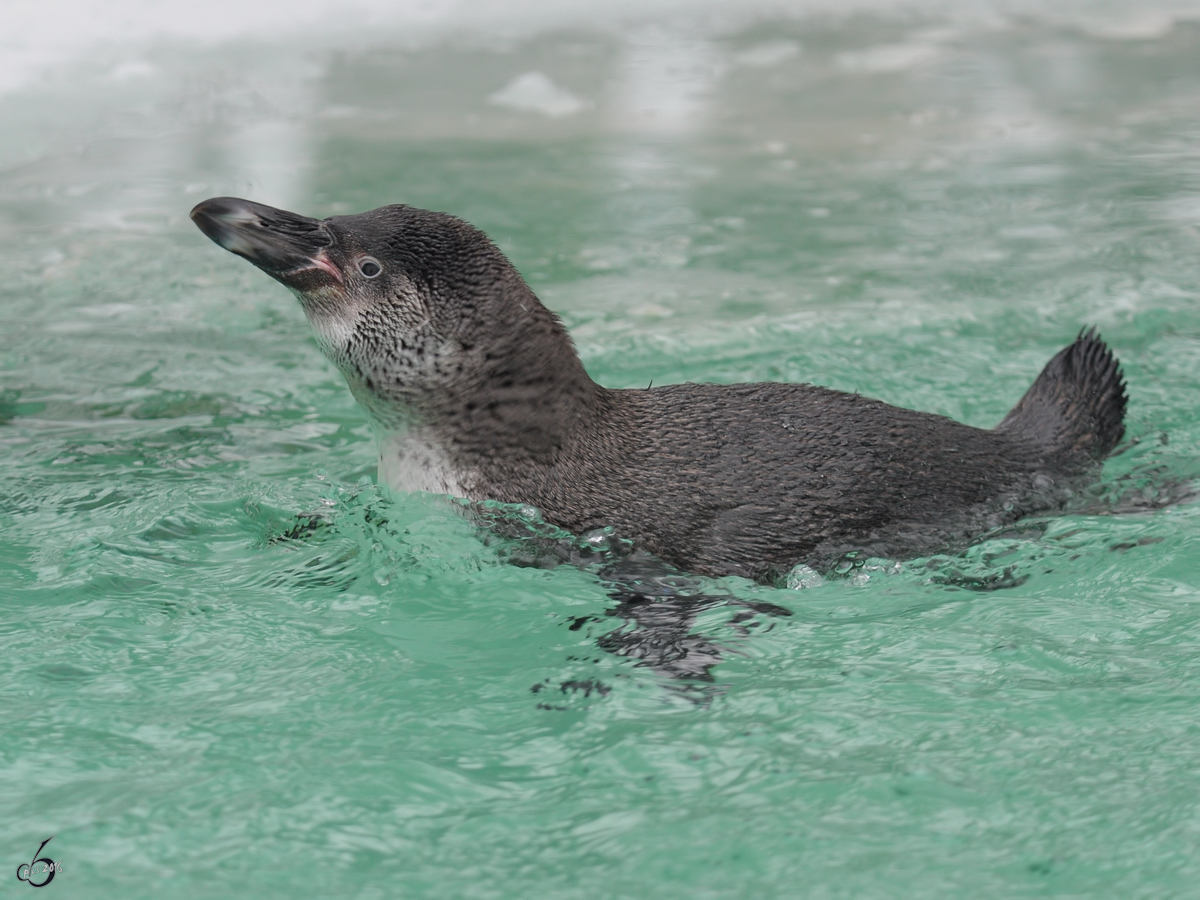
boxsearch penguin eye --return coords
[358,257,382,278]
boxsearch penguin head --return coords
[191,197,589,444]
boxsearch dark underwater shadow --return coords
[481,445,1200,697]
[260,445,1198,701]
[266,497,794,697]
[581,553,792,688]
[469,504,794,699]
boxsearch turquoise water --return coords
[3,7,1200,897]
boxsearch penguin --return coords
[191,197,1127,580]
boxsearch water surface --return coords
[3,4,1200,897]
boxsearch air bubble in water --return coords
[786,564,825,590]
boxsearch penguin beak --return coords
[190,197,343,286]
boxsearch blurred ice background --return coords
[4,0,1199,223]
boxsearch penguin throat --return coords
[376,428,473,498]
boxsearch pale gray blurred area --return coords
[2,0,1199,336]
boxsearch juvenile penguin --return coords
[191,197,1127,580]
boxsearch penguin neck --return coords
[364,301,606,496]
[376,427,473,497]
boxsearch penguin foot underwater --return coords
[191,197,1128,581]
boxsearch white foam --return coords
[488,72,590,118]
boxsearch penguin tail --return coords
[995,328,1127,461]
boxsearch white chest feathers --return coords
[376,430,472,498]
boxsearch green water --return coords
[3,9,1200,898]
